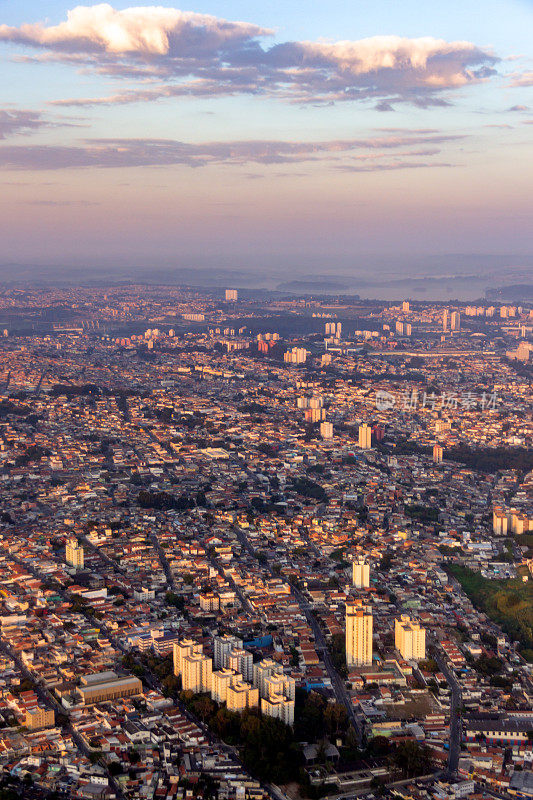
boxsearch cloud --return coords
[335,160,454,172]
[0,4,269,55]
[22,199,100,206]
[507,71,533,88]
[0,133,462,170]
[0,4,498,107]
[0,109,49,139]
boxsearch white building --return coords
[346,599,373,668]
[352,558,370,589]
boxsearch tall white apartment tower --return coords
[182,653,213,693]
[345,599,373,668]
[395,615,426,661]
[358,423,372,450]
[227,648,253,683]
[352,558,370,589]
[65,538,84,570]
[253,658,283,698]
[173,639,203,677]
[213,634,243,669]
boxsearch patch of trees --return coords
[257,442,279,457]
[137,490,195,511]
[329,633,348,679]
[404,504,440,524]
[294,690,349,741]
[0,400,30,417]
[180,693,301,784]
[445,445,533,474]
[383,439,533,474]
[290,477,328,502]
[475,655,503,676]
[238,401,268,414]
[50,383,101,396]
[393,740,433,777]
[446,564,533,657]
[14,444,50,466]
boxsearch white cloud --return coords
[0,4,270,55]
[0,4,498,107]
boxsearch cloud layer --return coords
[0,4,498,107]
[0,132,461,170]
[0,109,48,139]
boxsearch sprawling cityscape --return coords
[0,286,531,800]
[1,0,533,796]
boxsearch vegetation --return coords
[447,565,533,658]
[404,503,439,524]
[389,438,533,474]
[329,633,348,679]
[294,690,349,741]
[180,693,301,784]
[393,741,432,777]
[137,489,195,511]
[290,477,328,502]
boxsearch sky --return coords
[0,0,532,278]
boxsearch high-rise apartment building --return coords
[213,634,243,669]
[65,538,84,570]
[433,444,443,464]
[320,421,333,440]
[225,289,238,301]
[352,557,370,589]
[227,648,253,682]
[253,659,283,699]
[26,706,55,730]
[182,653,212,693]
[265,673,296,701]
[451,311,461,331]
[358,423,372,450]
[261,694,295,726]
[442,309,449,332]
[284,347,307,364]
[395,615,426,661]
[492,507,508,535]
[173,639,203,677]
[226,680,259,712]
[211,668,237,704]
[345,599,373,668]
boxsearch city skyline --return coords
[0,0,532,272]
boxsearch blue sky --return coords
[0,0,531,270]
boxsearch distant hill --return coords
[486,284,533,301]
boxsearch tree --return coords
[324,702,348,737]
[370,776,387,796]
[394,741,432,777]
[193,694,216,722]
[367,736,390,757]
